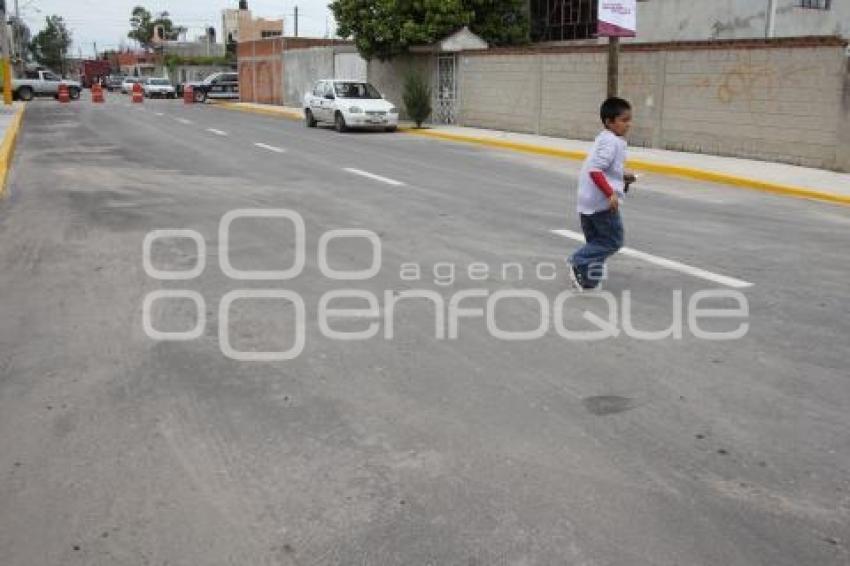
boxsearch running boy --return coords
[569,97,636,290]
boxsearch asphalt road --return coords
[0,96,848,566]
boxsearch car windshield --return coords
[149,79,170,86]
[334,82,382,99]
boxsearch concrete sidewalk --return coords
[0,103,25,195]
[217,102,850,206]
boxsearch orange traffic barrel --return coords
[91,83,105,103]
[132,82,144,103]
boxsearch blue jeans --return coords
[570,209,625,287]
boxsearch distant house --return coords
[222,0,285,44]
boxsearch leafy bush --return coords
[403,73,432,128]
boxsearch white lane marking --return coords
[254,142,286,153]
[155,112,165,116]
[206,128,228,136]
[343,168,405,187]
[176,118,193,125]
[551,229,754,289]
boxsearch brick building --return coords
[223,1,284,44]
[237,37,348,105]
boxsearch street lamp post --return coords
[607,37,620,98]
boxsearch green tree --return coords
[128,6,183,49]
[330,0,528,61]
[466,0,528,46]
[402,72,432,127]
[30,15,72,74]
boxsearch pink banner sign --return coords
[598,0,637,38]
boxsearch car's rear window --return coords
[334,82,381,99]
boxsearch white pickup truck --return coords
[13,69,82,101]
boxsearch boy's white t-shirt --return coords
[577,129,628,215]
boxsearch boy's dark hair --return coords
[600,97,631,125]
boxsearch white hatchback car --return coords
[143,77,176,99]
[304,80,399,132]
[121,77,143,94]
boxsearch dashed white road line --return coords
[155,112,165,116]
[343,168,405,187]
[254,142,286,153]
[551,229,754,289]
[175,118,193,125]
[206,128,228,136]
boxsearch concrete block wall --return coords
[657,44,846,168]
[457,37,850,171]
[283,46,366,107]
[537,52,606,141]
[459,54,541,134]
[284,47,334,107]
[367,55,435,120]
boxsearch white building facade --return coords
[528,0,850,43]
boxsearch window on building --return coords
[530,0,599,42]
[261,30,282,38]
[796,0,830,8]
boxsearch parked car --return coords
[185,72,239,103]
[304,80,399,133]
[143,77,176,99]
[121,77,143,94]
[13,69,82,101]
[106,75,125,92]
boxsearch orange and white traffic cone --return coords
[132,82,144,104]
[91,83,105,104]
[58,84,70,103]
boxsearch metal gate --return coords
[435,54,457,124]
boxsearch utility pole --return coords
[607,37,620,98]
[13,0,20,73]
[294,5,298,37]
[765,0,777,39]
[0,0,13,105]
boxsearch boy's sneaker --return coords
[567,261,585,292]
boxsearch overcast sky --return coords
[20,0,336,56]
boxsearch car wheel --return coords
[334,112,348,133]
[385,126,398,133]
[17,87,34,102]
[68,87,81,100]
[193,90,206,104]
[305,109,317,128]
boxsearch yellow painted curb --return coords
[213,102,849,207]
[0,104,24,197]
[214,101,302,121]
[401,127,850,207]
